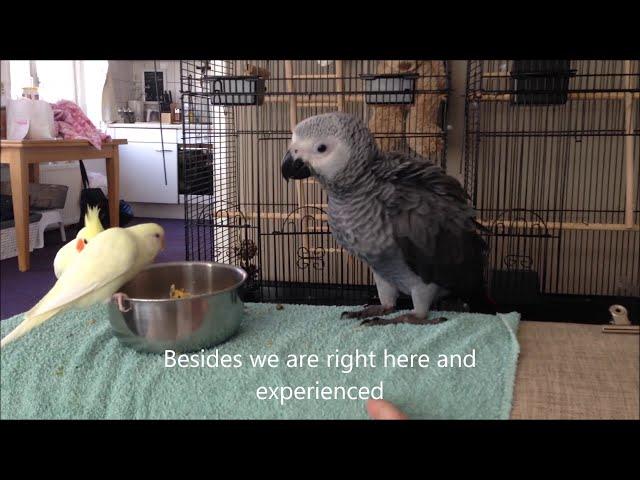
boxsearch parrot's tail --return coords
[0,307,62,348]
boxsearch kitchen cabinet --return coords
[118,142,178,204]
[107,124,180,204]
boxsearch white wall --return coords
[0,60,10,106]
[109,60,135,108]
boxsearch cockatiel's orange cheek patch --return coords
[76,239,85,252]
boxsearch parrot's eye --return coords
[154,233,160,238]
[83,239,88,244]
[316,144,327,153]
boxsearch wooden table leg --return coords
[105,150,120,228]
[28,163,40,183]
[9,157,30,271]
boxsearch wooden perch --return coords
[264,94,364,103]
[623,60,636,227]
[212,210,328,222]
[292,74,339,79]
[213,213,639,232]
[476,92,640,101]
[478,220,639,232]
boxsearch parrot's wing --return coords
[27,228,139,320]
[53,240,78,279]
[375,153,487,294]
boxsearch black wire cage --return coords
[180,60,450,305]
[464,60,640,322]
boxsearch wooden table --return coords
[0,139,128,272]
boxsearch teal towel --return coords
[1,303,520,419]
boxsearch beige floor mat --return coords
[511,321,639,419]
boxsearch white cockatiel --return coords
[0,223,165,348]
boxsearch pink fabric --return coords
[51,100,111,149]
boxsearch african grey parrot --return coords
[281,112,493,326]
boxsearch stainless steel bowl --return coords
[108,262,247,353]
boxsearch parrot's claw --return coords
[112,293,132,313]
[341,305,395,319]
[360,313,448,327]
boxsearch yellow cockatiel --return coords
[53,206,105,279]
[1,223,165,348]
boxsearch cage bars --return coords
[182,60,450,303]
[464,60,639,299]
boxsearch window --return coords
[8,60,108,126]
[8,60,32,99]
[78,61,109,126]
[35,61,77,103]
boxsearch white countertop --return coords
[107,122,183,129]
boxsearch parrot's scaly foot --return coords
[341,305,395,320]
[112,293,132,313]
[361,313,448,326]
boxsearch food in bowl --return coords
[169,284,192,299]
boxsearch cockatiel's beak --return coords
[281,150,312,182]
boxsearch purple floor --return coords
[0,217,185,320]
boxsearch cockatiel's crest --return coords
[82,206,105,242]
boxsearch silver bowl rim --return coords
[118,261,248,304]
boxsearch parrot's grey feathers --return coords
[373,150,470,203]
[371,151,487,296]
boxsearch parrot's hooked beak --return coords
[281,151,312,182]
